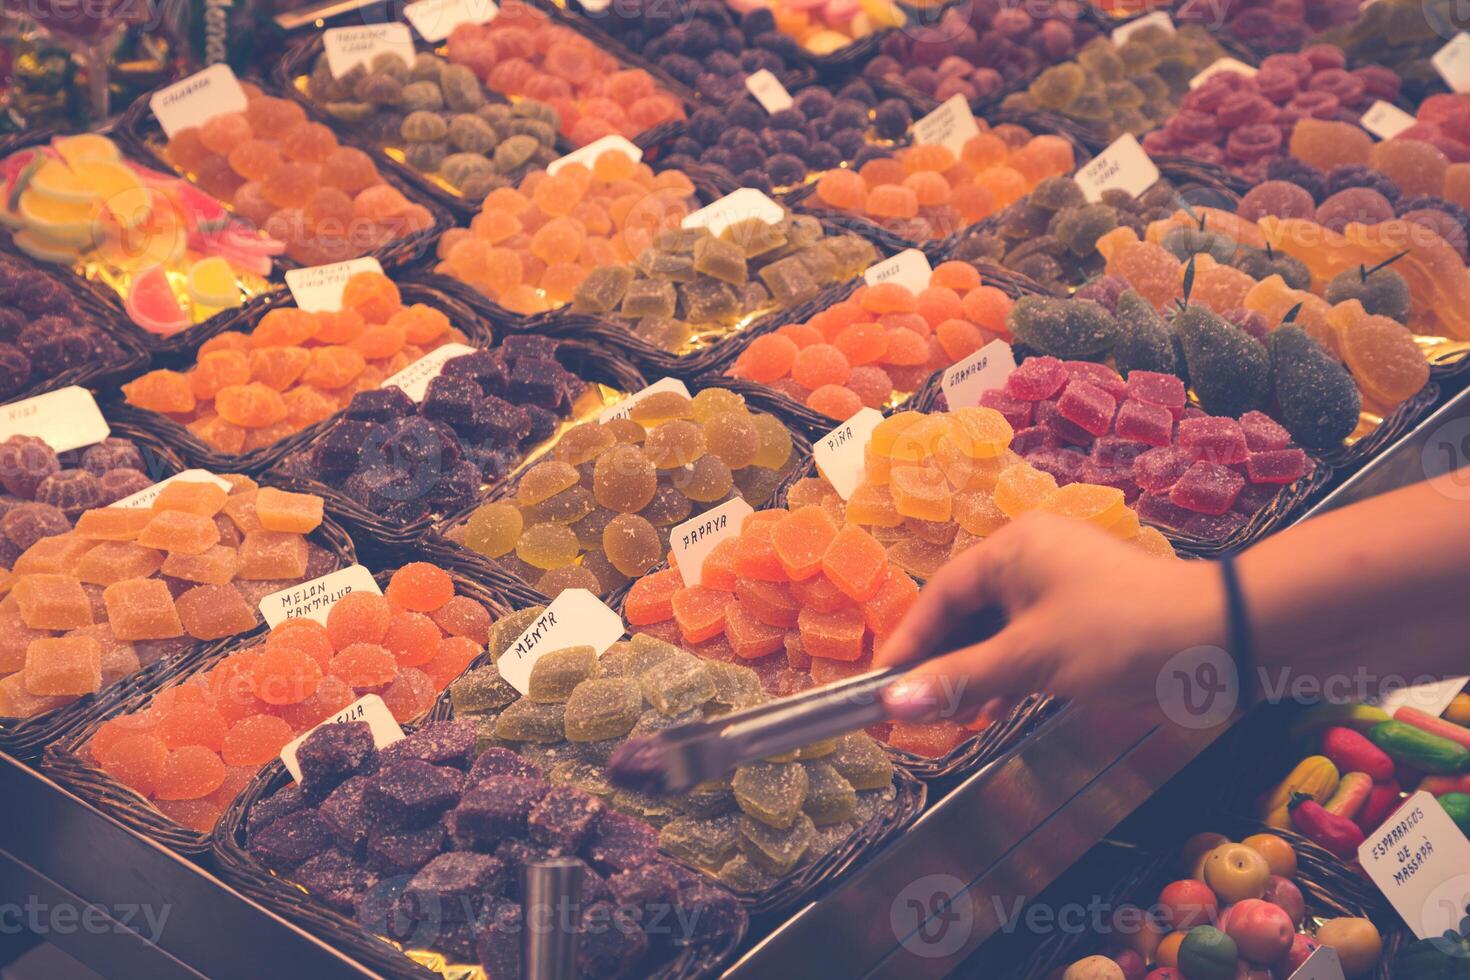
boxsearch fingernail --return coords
[883,676,939,722]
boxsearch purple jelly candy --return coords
[367,822,447,875]
[1183,510,1248,541]
[1124,371,1187,412]
[1239,410,1292,451]
[1076,460,1139,503]
[582,810,658,875]
[1004,355,1067,401]
[248,784,305,837]
[1063,361,1126,400]
[578,900,649,977]
[1246,448,1307,484]
[363,760,463,830]
[422,375,483,429]
[1233,482,1280,515]
[1025,447,1086,485]
[297,721,377,801]
[527,785,605,852]
[313,420,387,476]
[1135,491,1194,529]
[469,747,543,782]
[295,849,379,913]
[607,863,679,926]
[1177,417,1248,465]
[318,774,373,852]
[1090,436,1149,472]
[1114,400,1174,446]
[381,720,478,771]
[404,852,506,922]
[978,388,1034,430]
[1009,425,1059,455]
[442,349,510,397]
[1037,398,1095,447]
[346,387,416,423]
[1057,380,1116,437]
[1169,461,1246,515]
[477,902,523,978]
[452,776,548,847]
[501,335,560,361]
[674,884,746,944]
[81,438,145,476]
[477,396,534,446]
[508,358,567,410]
[250,809,333,871]
[1134,446,1195,493]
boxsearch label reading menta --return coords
[497,589,625,695]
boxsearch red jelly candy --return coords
[1005,356,1067,401]
[1057,381,1116,437]
[1113,400,1174,447]
[1169,461,1246,515]
[1176,417,1248,466]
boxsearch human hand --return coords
[876,512,1223,724]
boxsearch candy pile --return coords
[1141,48,1396,181]
[728,262,1014,419]
[244,718,745,972]
[435,149,700,317]
[303,48,561,203]
[863,0,1099,104]
[450,622,899,891]
[1321,0,1465,100]
[121,272,471,455]
[583,0,805,105]
[445,2,686,147]
[976,350,1315,539]
[86,563,490,831]
[659,83,909,195]
[286,338,593,525]
[0,474,337,719]
[727,0,907,55]
[1176,0,1360,54]
[953,175,1182,292]
[1002,26,1226,143]
[1058,832,1382,979]
[0,134,280,335]
[1390,92,1470,165]
[165,87,435,266]
[810,122,1076,241]
[450,386,795,596]
[0,255,131,397]
[572,214,877,354]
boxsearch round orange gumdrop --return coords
[124,370,197,414]
[859,157,905,188]
[267,619,335,668]
[382,610,442,666]
[221,715,294,766]
[342,272,402,322]
[915,286,964,326]
[155,745,226,801]
[961,133,1009,171]
[866,185,919,219]
[731,333,799,383]
[791,343,851,389]
[930,260,983,291]
[385,561,456,612]
[903,170,951,206]
[423,636,482,688]
[816,168,867,210]
[381,667,438,722]
[936,318,986,360]
[860,282,918,315]
[326,590,392,647]
[902,143,957,174]
[950,183,996,223]
[975,166,1028,208]
[807,384,863,419]
[91,713,158,759]
[156,702,229,751]
[330,642,399,689]
[962,285,1013,333]
[250,643,324,705]
[97,733,168,796]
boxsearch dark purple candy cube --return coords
[527,785,605,852]
[345,387,416,423]
[404,852,507,922]
[430,460,482,512]
[383,416,461,470]
[1009,425,1059,455]
[1005,355,1067,401]
[1177,417,1248,465]
[501,336,561,361]
[1245,448,1307,485]
[1135,491,1194,529]
[1057,380,1116,437]
[1076,459,1139,503]
[1239,410,1292,451]
[453,776,549,847]
[384,721,478,770]
[508,358,566,410]
[1090,436,1150,472]
[672,884,746,945]
[423,375,484,429]
[582,810,658,875]
[477,396,533,447]
[355,877,424,946]
[364,760,463,830]
[297,721,377,801]
[1038,398,1095,446]
[312,421,387,476]
[295,849,380,914]
[1024,447,1085,485]
[493,837,565,892]
[578,901,649,978]
[1133,446,1194,492]
[607,863,679,925]
[1233,481,1280,515]
[367,822,448,875]
[1063,360,1126,400]
[978,388,1033,430]
[318,774,373,852]
[432,921,479,962]
[1124,370,1188,414]
[470,747,543,782]
[1182,509,1248,541]
[524,405,559,443]
[442,349,510,397]
[1169,461,1246,515]
[345,467,431,520]
[247,784,305,837]
[1114,399,1174,446]
[476,901,523,979]
[249,809,333,871]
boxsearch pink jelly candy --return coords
[1134,446,1195,493]
[1063,361,1126,400]
[1169,461,1246,515]
[1239,410,1291,452]
[1114,400,1174,447]
[1005,356,1067,401]
[1125,371,1187,414]
[1177,417,1248,466]
[978,388,1034,430]
[1246,448,1308,485]
[1057,381,1116,437]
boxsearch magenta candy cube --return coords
[1124,371,1187,413]
[1057,380,1116,437]
[1180,405,1208,421]
[1025,447,1086,485]
[1010,425,1059,455]
[1239,410,1292,451]
[1091,436,1149,472]
[1183,510,1248,541]
[1134,446,1194,492]
[1246,448,1307,484]
[1114,399,1174,446]
[1005,356,1067,401]
[1169,461,1246,515]
[1063,361,1126,400]
[1136,491,1193,529]
[1077,460,1140,503]
[1233,482,1279,516]
[1177,416,1248,465]
[979,388,1034,430]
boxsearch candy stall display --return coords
[723,0,910,61]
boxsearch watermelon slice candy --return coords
[190,230,276,278]
[125,264,189,335]
[166,180,233,234]
[220,225,287,257]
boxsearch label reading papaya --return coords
[671,497,754,587]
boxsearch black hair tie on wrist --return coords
[1219,555,1256,706]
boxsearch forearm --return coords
[1236,469,1470,694]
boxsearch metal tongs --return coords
[608,606,1005,793]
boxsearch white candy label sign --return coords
[0,386,110,454]
[497,589,625,695]
[285,257,384,312]
[813,407,884,500]
[150,64,248,138]
[672,497,754,587]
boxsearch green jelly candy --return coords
[680,278,740,323]
[488,606,544,664]
[828,733,893,791]
[758,256,819,307]
[563,677,643,741]
[1113,289,1179,377]
[1178,304,1270,418]
[547,759,614,798]
[724,218,786,258]
[801,761,858,826]
[795,737,837,760]
[611,788,678,825]
[494,698,566,742]
[738,812,815,875]
[527,645,599,702]
[573,265,634,314]
[732,761,809,830]
[706,662,763,713]
[682,778,737,819]
[660,814,741,870]
[472,714,507,754]
[622,278,677,319]
[692,236,748,286]
[639,652,716,716]
[450,664,519,714]
[1269,325,1361,450]
[716,854,773,893]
